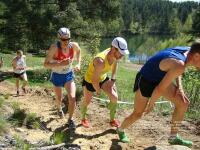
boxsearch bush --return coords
[0,117,7,135]
[183,68,200,119]
[26,69,51,85]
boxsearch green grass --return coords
[97,62,137,109]
[0,97,4,108]
[0,117,7,135]
[14,135,31,150]
[116,63,136,102]
[0,53,44,70]
[0,97,8,135]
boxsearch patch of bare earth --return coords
[0,81,199,150]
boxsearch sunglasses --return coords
[60,38,71,41]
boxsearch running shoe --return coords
[81,119,90,128]
[110,119,120,127]
[57,109,64,118]
[17,90,19,96]
[116,128,130,143]
[168,134,193,147]
[68,119,76,129]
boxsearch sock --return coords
[81,104,87,119]
[117,127,124,133]
[107,102,117,121]
[169,133,177,139]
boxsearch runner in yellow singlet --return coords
[81,37,129,128]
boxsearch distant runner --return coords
[12,50,28,96]
[81,37,129,128]
[44,27,81,129]
[117,40,200,147]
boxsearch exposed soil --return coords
[0,80,199,150]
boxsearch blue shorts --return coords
[50,71,74,87]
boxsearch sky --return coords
[169,0,200,2]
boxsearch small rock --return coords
[0,143,6,148]
[15,127,25,132]
[10,139,16,146]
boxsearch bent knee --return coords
[83,98,91,105]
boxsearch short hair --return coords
[190,39,200,54]
[16,50,23,55]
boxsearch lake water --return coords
[100,34,172,63]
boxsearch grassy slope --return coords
[0,53,44,70]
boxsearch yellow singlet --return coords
[84,48,113,83]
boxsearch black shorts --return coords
[82,77,109,92]
[133,72,159,98]
[13,72,25,79]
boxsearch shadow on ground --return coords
[0,71,13,82]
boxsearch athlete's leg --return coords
[54,86,62,111]
[162,83,189,135]
[117,89,148,143]
[16,78,20,95]
[21,73,28,92]
[81,86,93,120]
[119,89,148,130]
[64,80,76,120]
[162,83,192,146]
[80,86,93,128]
[101,80,118,121]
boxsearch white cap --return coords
[57,27,71,39]
[112,37,129,55]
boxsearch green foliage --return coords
[182,68,200,120]
[115,64,136,102]
[0,0,199,54]
[148,34,192,53]
[11,101,20,111]
[78,53,92,80]
[0,117,7,135]
[0,53,44,70]
[25,113,40,129]
[105,18,124,36]
[9,109,26,126]
[26,69,51,85]
[51,131,70,144]
[0,97,8,135]
[87,34,101,55]
[74,53,93,100]
[192,6,200,35]
[14,135,31,150]
[9,107,40,129]
[122,0,198,34]
[0,0,122,53]
[0,97,4,108]
[182,14,193,32]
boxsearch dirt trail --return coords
[0,81,199,150]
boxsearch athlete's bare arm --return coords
[111,61,118,80]
[92,58,105,94]
[71,42,81,71]
[44,44,71,69]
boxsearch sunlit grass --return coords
[0,97,8,135]
[0,53,44,70]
